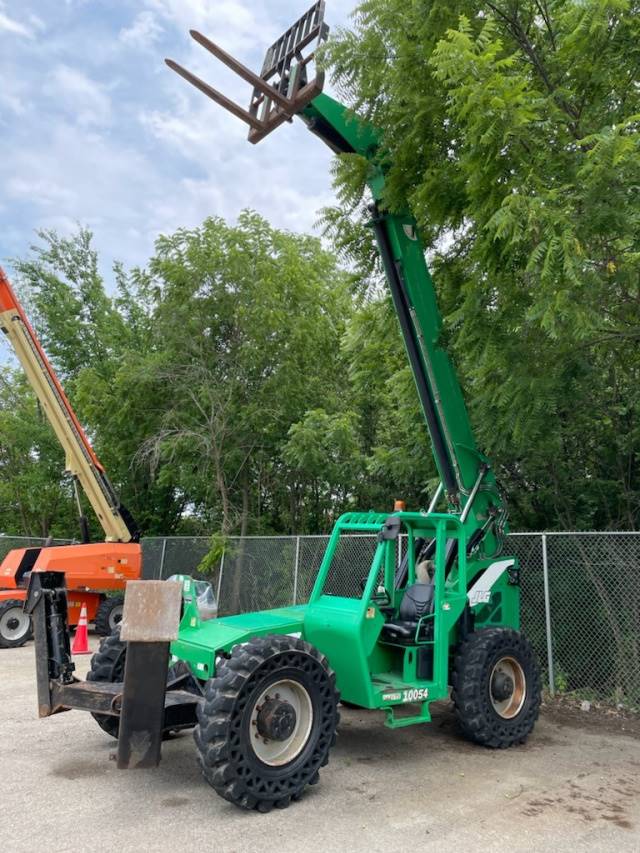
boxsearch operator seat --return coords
[380,582,434,644]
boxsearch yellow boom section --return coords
[0,267,133,543]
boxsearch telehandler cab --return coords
[27,2,540,812]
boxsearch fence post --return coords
[541,533,555,696]
[216,549,225,608]
[292,536,300,605]
[158,537,168,580]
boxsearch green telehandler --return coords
[26,2,540,812]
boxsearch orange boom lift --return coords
[0,267,141,647]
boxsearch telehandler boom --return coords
[28,3,540,811]
[0,267,141,647]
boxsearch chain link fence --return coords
[0,535,71,563]
[3,531,637,708]
[142,531,640,709]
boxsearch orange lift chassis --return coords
[0,267,141,647]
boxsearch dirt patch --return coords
[50,758,102,780]
[542,698,640,738]
[161,796,191,808]
[410,696,640,740]
[521,770,639,832]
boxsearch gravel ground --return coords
[1,638,638,853]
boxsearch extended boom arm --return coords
[301,94,507,556]
[0,268,138,543]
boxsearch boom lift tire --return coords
[94,595,124,636]
[194,634,340,812]
[452,627,540,748]
[0,599,33,648]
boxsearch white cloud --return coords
[48,65,112,127]
[1,1,359,282]
[148,0,269,54]
[0,88,27,116]
[27,12,45,32]
[119,11,163,49]
[139,88,337,238]
[140,109,212,148]
[6,176,76,207]
[0,117,166,269]
[0,8,32,38]
[0,61,33,123]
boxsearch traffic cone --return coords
[71,603,91,654]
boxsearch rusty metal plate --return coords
[119,581,181,642]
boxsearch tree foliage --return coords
[1,2,638,536]
[1,220,363,537]
[135,212,354,537]
[324,0,640,529]
[0,369,76,537]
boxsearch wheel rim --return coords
[249,678,313,767]
[490,656,526,719]
[0,607,30,641]
[109,605,123,631]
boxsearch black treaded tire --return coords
[0,599,33,648]
[452,627,541,748]
[94,596,124,636]
[86,628,126,737]
[194,634,340,812]
[86,629,201,739]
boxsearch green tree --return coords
[136,211,354,538]
[11,228,185,536]
[341,297,438,509]
[283,408,364,531]
[0,369,76,537]
[324,0,640,529]
[2,219,362,542]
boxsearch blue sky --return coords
[0,0,356,287]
